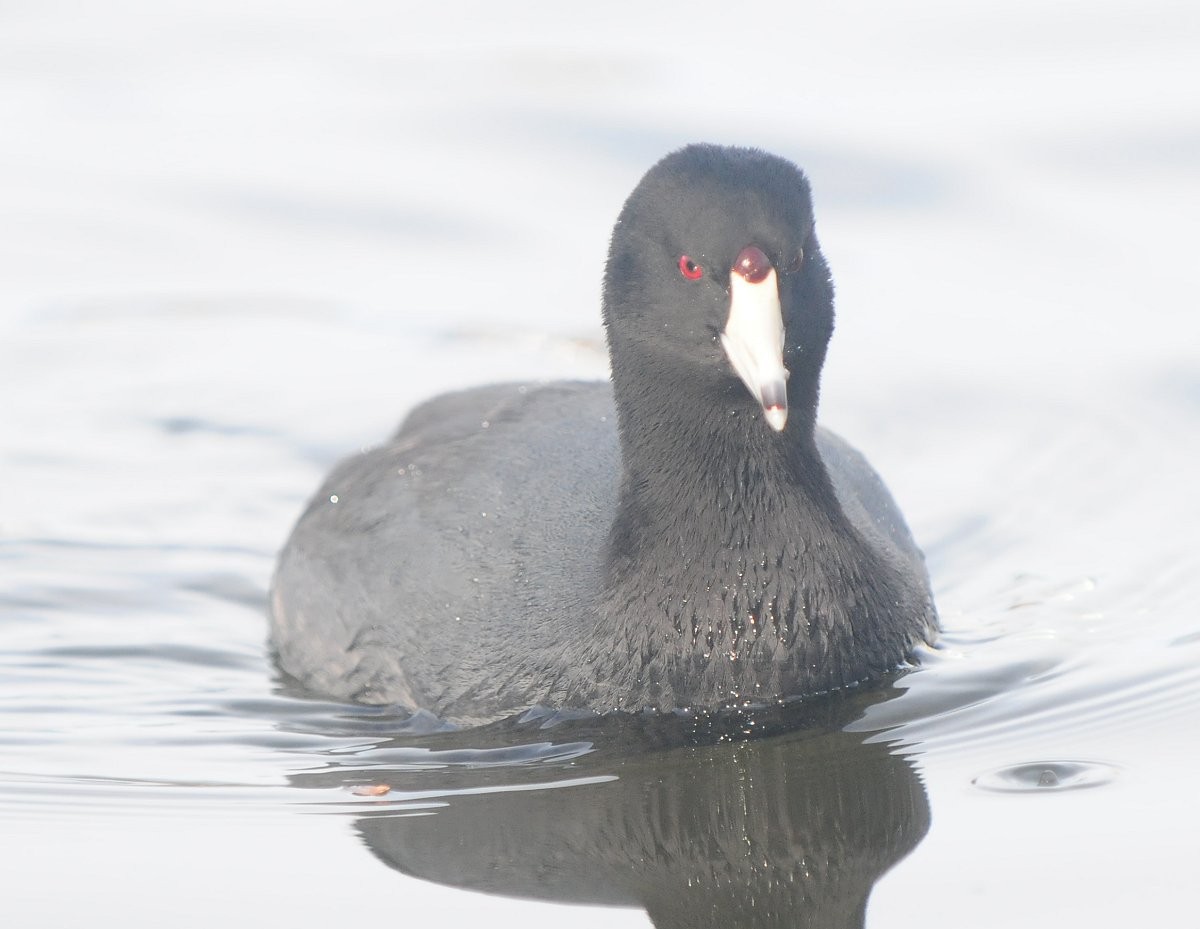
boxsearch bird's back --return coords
[271,382,619,720]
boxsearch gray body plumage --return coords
[272,382,934,725]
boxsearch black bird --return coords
[271,144,938,726]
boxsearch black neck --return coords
[549,344,920,713]
[606,341,833,561]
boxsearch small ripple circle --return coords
[973,761,1119,793]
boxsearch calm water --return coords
[3,2,1199,926]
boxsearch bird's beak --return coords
[721,246,789,432]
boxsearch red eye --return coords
[678,255,704,280]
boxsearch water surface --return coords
[3,2,1199,926]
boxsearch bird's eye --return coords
[678,255,704,280]
[788,247,805,273]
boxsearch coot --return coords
[271,144,938,725]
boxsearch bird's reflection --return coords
[288,693,929,929]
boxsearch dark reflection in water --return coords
[288,694,929,928]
